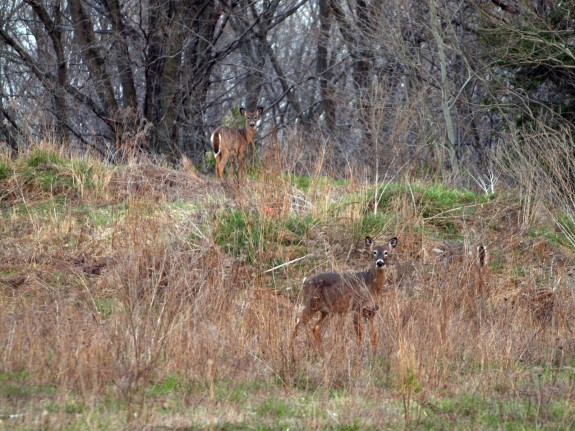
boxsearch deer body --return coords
[290,236,397,359]
[301,270,385,315]
[211,107,263,178]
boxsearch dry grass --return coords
[1,141,575,429]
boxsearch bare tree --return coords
[1,0,572,186]
[0,0,309,161]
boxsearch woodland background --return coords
[1,0,573,180]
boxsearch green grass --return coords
[2,196,67,218]
[486,247,506,273]
[82,203,126,227]
[147,374,182,397]
[288,173,346,192]
[366,182,481,214]
[156,378,269,406]
[285,214,316,238]
[9,147,112,198]
[353,212,395,239]
[0,160,12,181]
[0,369,57,400]
[203,150,216,173]
[325,181,485,238]
[63,400,86,415]
[213,208,264,261]
[95,298,116,320]
[2,365,574,430]
[213,208,314,263]
[19,148,73,192]
[551,213,575,250]
[418,392,575,430]
[225,380,264,404]
[256,396,291,419]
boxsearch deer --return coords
[431,241,489,294]
[290,236,398,360]
[210,107,263,178]
[430,241,488,268]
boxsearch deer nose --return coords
[376,259,384,268]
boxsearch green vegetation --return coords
[0,160,11,181]
[0,369,56,399]
[0,147,112,200]
[19,148,75,193]
[95,298,116,320]
[419,392,575,430]
[553,214,575,251]
[255,396,291,419]
[213,208,314,263]
[364,182,482,215]
[289,173,346,192]
[213,208,270,262]
[147,374,182,397]
[328,181,488,238]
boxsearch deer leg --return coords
[312,311,328,355]
[368,314,377,352]
[215,153,222,178]
[237,152,245,179]
[290,307,314,361]
[217,151,230,178]
[353,312,363,350]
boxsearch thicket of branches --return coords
[0,0,574,183]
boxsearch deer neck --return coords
[243,126,256,144]
[366,267,386,299]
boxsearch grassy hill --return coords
[1,145,574,430]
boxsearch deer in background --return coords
[290,236,398,360]
[210,107,263,178]
[431,241,489,294]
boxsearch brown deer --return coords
[290,236,398,359]
[431,241,488,268]
[210,107,263,178]
[431,241,489,294]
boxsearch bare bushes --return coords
[269,83,439,182]
[496,119,575,238]
[3,144,575,428]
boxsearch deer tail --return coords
[211,132,221,156]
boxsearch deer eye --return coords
[372,251,377,256]
[384,251,388,257]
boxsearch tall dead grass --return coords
[1,139,575,428]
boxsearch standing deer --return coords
[210,107,263,178]
[290,236,398,359]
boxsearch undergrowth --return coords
[1,143,574,430]
[213,208,315,264]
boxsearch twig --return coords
[263,253,314,273]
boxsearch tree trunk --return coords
[317,0,335,130]
[145,0,217,161]
[430,0,459,179]
[180,1,218,159]
[69,0,118,124]
[26,0,68,143]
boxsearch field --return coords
[1,145,575,430]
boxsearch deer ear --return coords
[256,106,264,115]
[239,107,246,115]
[389,237,398,248]
[365,236,374,248]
